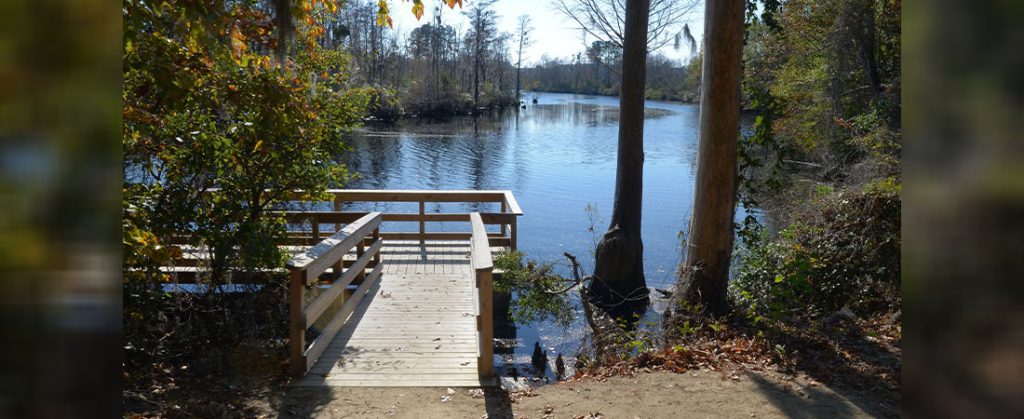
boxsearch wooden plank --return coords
[341,327,478,335]
[289,269,307,376]
[328,189,507,203]
[287,211,511,224]
[306,372,484,380]
[510,217,518,250]
[303,260,383,371]
[476,268,494,377]
[332,343,478,350]
[381,232,471,241]
[286,212,381,279]
[335,339,477,346]
[323,350,480,356]
[469,213,493,271]
[324,368,481,376]
[293,218,506,386]
[486,237,512,248]
[292,377,495,387]
[302,238,383,325]
[503,190,523,215]
[418,200,426,244]
[333,332,476,339]
[469,213,495,377]
[324,363,481,372]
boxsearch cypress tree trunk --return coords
[586,0,651,320]
[679,0,745,314]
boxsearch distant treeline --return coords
[321,0,521,120]
[521,45,703,103]
[322,1,705,120]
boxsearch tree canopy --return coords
[123,0,368,286]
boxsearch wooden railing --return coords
[470,212,495,377]
[286,212,383,376]
[283,189,522,249]
[164,190,518,379]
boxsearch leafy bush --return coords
[733,186,901,320]
[364,86,404,122]
[123,0,366,287]
[122,0,366,389]
[493,250,574,327]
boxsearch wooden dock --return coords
[279,191,519,387]
[292,240,491,387]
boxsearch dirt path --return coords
[264,370,896,418]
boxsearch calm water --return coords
[340,92,753,381]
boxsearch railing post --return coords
[418,199,426,245]
[510,217,518,251]
[289,269,307,376]
[470,212,495,378]
[355,240,366,284]
[500,201,507,237]
[333,194,342,233]
[477,267,494,377]
[311,214,320,246]
[373,227,381,265]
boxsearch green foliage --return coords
[123,0,367,286]
[493,251,574,327]
[523,52,700,103]
[733,187,901,320]
[616,323,659,355]
[735,1,901,323]
[364,86,405,121]
[742,0,901,169]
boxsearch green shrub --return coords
[493,250,574,327]
[364,86,404,122]
[733,187,901,320]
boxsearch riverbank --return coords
[525,87,701,105]
[126,369,894,418]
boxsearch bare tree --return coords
[515,15,534,101]
[468,0,499,107]
[552,0,699,52]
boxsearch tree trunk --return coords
[856,0,882,96]
[473,35,481,107]
[586,0,650,320]
[679,0,745,315]
[516,42,523,101]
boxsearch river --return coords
[340,92,754,381]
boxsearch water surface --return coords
[340,92,753,381]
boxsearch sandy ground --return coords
[263,370,896,418]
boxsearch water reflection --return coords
[342,92,736,290]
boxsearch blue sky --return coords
[387,0,704,66]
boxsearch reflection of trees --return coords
[345,96,704,211]
[342,132,402,189]
[529,103,619,127]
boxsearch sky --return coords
[387,0,705,66]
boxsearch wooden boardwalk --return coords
[292,241,496,387]
[262,190,520,387]
[164,191,520,387]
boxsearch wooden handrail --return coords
[202,188,520,214]
[164,190,522,281]
[470,213,495,377]
[283,189,522,250]
[282,211,517,224]
[287,212,384,376]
